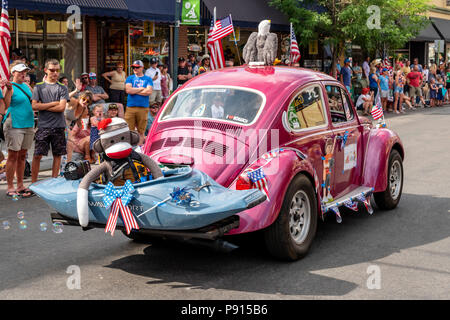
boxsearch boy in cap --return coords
[124,60,153,145]
[85,72,109,106]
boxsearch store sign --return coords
[144,21,155,37]
[182,0,200,25]
[434,40,445,53]
[229,28,240,42]
[309,40,319,55]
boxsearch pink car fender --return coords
[227,149,317,235]
[362,128,404,192]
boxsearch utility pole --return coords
[173,0,181,89]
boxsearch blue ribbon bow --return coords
[170,187,193,205]
[103,180,135,209]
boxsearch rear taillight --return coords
[236,174,253,190]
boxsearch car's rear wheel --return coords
[264,174,317,261]
[374,149,403,210]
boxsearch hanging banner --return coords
[181,0,200,25]
[143,21,155,37]
[229,28,240,42]
[309,40,319,55]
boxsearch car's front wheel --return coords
[264,174,317,261]
[374,149,403,210]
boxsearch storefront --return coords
[7,10,84,86]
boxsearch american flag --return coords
[207,18,225,70]
[371,104,384,120]
[343,199,359,212]
[0,0,10,80]
[208,15,234,42]
[290,23,301,65]
[247,167,270,201]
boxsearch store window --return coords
[129,22,170,71]
[187,26,207,56]
[13,12,83,87]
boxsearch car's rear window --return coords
[160,87,265,125]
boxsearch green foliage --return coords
[270,0,432,56]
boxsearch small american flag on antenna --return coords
[247,167,270,201]
[290,23,301,65]
[371,104,384,120]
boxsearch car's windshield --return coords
[160,87,265,125]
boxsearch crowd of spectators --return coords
[340,56,450,115]
[0,50,223,197]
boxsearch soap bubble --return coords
[39,222,48,232]
[52,222,63,234]
[12,194,19,201]
[2,221,11,230]
[19,220,28,230]
[17,211,25,220]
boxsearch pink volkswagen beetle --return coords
[143,66,404,261]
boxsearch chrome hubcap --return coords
[289,190,311,244]
[389,160,402,200]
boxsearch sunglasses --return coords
[81,77,88,80]
[132,66,142,69]
[80,98,92,104]
[89,77,96,80]
[109,104,118,110]
[48,68,60,73]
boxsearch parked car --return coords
[142,65,404,260]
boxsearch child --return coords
[89,104,105,161]
[429,78,438,107]
[68,107,92,162]
[437,76,444,106]
[106,103,119,119]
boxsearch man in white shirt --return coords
[210,95,224,119]
[145,57,162,106]
[362,56,370,80]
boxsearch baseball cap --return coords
[362,87,370,95]
[89,72,96,78]
[382,68,388,72]
[149,57,158,64]
[344,58,351,63]
[11,63,30,73]
[80,72,89,77]
[202,54,210,61]
[132,60,144,68]
[178,57,185,62]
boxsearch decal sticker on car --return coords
[322,137,337,203]
[192,104,206,117]
[344,143,357,171]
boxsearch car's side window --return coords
[340,88,355,121]
[326,85,348,124]
[287,85,326,130]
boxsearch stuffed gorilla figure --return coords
[77,117,163,227]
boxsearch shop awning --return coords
[412,21,442,41]
[126,0,175,22]
[431,17,450,42]
[202,0,290,31]
[9,0,129,18]
[9,0,176,21]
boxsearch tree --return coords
[270,0,431,76]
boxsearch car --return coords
[142,65,404,261]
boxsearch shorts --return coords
[409,86,422,98]
[394,86,404,94]
[149,90,162,105]
[34,127,67,157]
[446,82,450,90]
[3,118,34,152]
[380,90,389,98]
[124,107,149,134]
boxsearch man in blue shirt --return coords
[124,60,153,146]
[340,58,353,93]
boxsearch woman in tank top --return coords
[102,62,126,105]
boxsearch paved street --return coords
[0,106,449,300]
